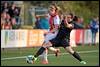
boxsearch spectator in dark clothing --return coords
[14,7,20,16]
[8,2,16,18]
[8,2,21,29]
[14,7,21,28]
[1,2,9,13]
[35,15,41,29]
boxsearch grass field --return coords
[1,45,99,66]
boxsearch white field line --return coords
[1,50,99,61]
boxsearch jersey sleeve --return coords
[53,15,60,25]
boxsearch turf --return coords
[1,45,99,66]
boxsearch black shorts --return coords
[49,38,70,48]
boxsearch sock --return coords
[34,47,45,58]
[40,48,48,61]
[72,52,82,62]
[43,48,48,61]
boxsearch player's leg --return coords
[33,37,58,62]
[48,47,60,57]
[26,42,47,64]
[45,32,60,56]
[47,30,60,57]
[61,39,86,64]
[32,41,53,63]
[39,41,48,64]
[63,46,86,64]
[40,46,60,64]
[40,48,49,64]
[40,32,60,64]
[34,42,50,58]
[40,43,59,64]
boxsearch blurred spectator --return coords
[1,2,9,13]
[14,7,20,17]
[96,16,99,30]
[35,14,49,29]
[8,2,16,18]
[4,21,12,29]
[35,15,41,29]
[1,11,12,29]
[89,17,99,46]
[14,7,21,28]
[11,18,17,29]
[1,11,7,19]
[79,17,84,25]
[1,18,6,29]
[1,1,21,29]
[39,16,50,29]
[1,11,7,29]
[6,13,11,22]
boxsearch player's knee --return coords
[42,43,49,48]
[69,50,74,54]
[64,46,74,54]
[42,45,47,48]
[42,41,52,48]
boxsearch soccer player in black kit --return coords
[27,14,86,64]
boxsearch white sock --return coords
[40,49,48,61]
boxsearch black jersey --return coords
[56,20,74,40]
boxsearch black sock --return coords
[72,52,82,62]
[34,47,45,58]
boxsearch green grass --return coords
[1,45,99,66]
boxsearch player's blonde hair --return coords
[49,3,61,14]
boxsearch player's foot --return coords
[32,56,37,62]
[26,55,36,64]
[27,60,34,64]
[55,49,60,57]
[80,61,86,64]
[41,60,49,64]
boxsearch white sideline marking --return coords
[1,50,99,61]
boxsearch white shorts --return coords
[44,30,58,43]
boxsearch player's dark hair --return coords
[73,16,78,21]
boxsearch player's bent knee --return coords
[42,41,52,48]
[42,45,47,48]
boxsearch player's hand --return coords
[65,20,68,25]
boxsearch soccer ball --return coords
[26,55,34,64]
